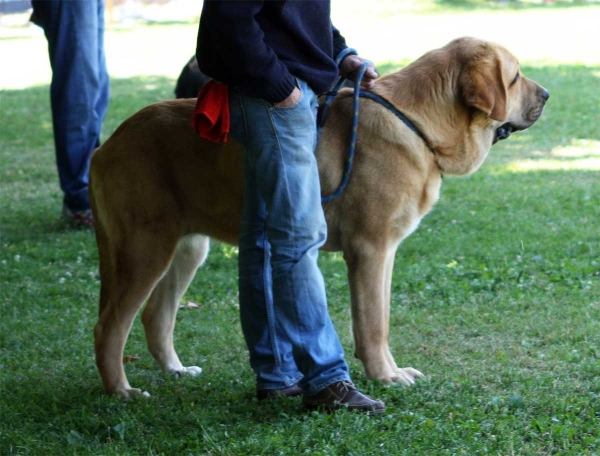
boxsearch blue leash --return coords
[319,48,370,204]
[319,49,434,203]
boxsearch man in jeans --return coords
[31,0,110,227]
[197,1,384,414]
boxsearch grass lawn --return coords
[1,2,599,455]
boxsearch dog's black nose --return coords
[541,89,550,102]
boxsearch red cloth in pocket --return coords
[191,80,230,143]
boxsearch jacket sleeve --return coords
[198,0,296,103]
[331,24,348,62]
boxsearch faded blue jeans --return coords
[32,0,110,211]
[229,78,350,395]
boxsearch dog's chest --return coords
[392,174,441,242]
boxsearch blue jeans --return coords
[229,78,351,395]
[32,0,110,211]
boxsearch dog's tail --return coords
[89,149,113,316]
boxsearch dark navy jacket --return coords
[196,0,347,103]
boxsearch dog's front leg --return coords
[344,241,422,385]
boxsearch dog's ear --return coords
[460,57,507,121]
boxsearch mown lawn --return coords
[1,3,599,455]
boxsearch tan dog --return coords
[91,37,549,398]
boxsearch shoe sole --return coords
[302,403,385,415]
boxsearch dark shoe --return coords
[302,381,385,415]
[62,204,94,227]
[257,384,303,401]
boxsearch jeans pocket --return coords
[263,78,304,112]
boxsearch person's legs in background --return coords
[32,0,110,226]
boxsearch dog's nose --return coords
[541,89,550,102]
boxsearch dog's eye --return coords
[510,72,520,87]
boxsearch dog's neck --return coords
[373,57,494,176]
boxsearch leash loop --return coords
[319,53,435,203]
[317,48,358,130]
[320,50,371,203]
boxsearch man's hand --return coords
[339,55,378,89]
[273,86,302,108]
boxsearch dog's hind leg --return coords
[94,229,179,399]
[141,234,209,378]
[93,201,112,318]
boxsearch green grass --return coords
[1,9,600,456]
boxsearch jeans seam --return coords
[265,103,305,370]
[263,232,282,375]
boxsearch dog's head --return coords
[382,37,549,176]
[456,37,550,146]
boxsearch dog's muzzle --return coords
[493,89,550,145]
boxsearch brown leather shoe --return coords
[302,381,385,415]
[256,384,303,401]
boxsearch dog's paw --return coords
[170,366,203,378]
[115,387,151,399]
[366,362,423,386]
[182,366,203,377]
[390,367,423,386]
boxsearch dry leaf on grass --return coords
[178,302,201,309]
[123,355,140,363]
